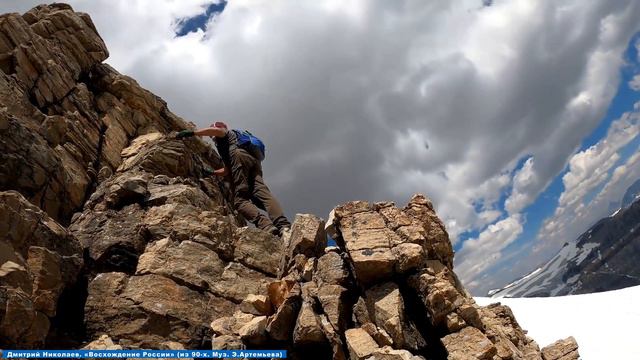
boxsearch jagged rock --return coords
[26,246,64,317]
[266,282,301,341]
[445,312,466,333]
[345,327,380,360]
[85,272,235,348]
[403,195,454,268]
[40,115,67,146]
[234,227,283,276]
[70,204,146,273]
[212,334,244,350]
[136,238,226,291]
[293,301,326,345]
[339,210,398,285]
[317,284,348,332]
[283,214,326,267]
[407,264,465,326]
[0,191,82,348]
[210,311,257,337]
[441,327,497,360]
[268,279,298,309]
[318,314,347,360]
[392,243,425,273]
[353,296,372,325]
[301,257,316,281]
[142,203,234,259]
[239,294,272,316]
[316,251,349,286]
[104,174,149,209]
[82,335,123,350]
[367,346,421,360]
[211,262,272,303]
[541,337,579,360]
[361,323,394,347]
[238,316,268,344]
[366,283,406,347]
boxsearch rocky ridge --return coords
[0,4,579,360]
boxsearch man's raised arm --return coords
[175,126,227,139]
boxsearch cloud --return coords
[3,1,640,294]
[455,214,524,283]
[630,74,640,91]
[539,106,640,246]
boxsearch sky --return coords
[3,0,640,296]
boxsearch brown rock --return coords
[366,283,406,347]
[82,335,123,350]
[40,115,67,146]
[211,262,272,303]
[85,272,234,348]
[362,322,394,347]
[541,337,579,360]
[317,284,348,332]
[333,201,374,219]
[212,334,244,350]
[71,204,146,273]
[267,279,298,309]
[302,257,316,281]
[27,246,63,317]
[403,194,454,268]
[445,312,466,333]
[352,296,372,326]
[104,174,149,209]
[441,327,497,360]
[345,327,379,360]
[318,314,347,360]
[136,238,226,292]
[392,243,425,273]
[266,283,301,341]
[239,294,272,316]
[0,241,32,293]
[367,346,419,360]
[293,301,326,345]
[234,227,283,276]
[408,269,464,325]
[0,191,82,348]
[286,213,326,259]
[141,203,234,260]
[238,316,268,344]
[316,251,349,286]
[350,247,396,285]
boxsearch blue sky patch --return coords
[175,1,227,37]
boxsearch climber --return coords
[175,122,291,237]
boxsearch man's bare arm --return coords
[213,167,228,176]
[194,127,227,138]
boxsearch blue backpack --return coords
[233,129,266,161]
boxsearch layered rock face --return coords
[0,4,579,360]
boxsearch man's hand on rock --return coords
[175,129,195,139]
[213,167,227,177]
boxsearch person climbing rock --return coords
[176,122,291,237]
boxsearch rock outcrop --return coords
[0,4,580,359]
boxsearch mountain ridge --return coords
[489,180,640,298]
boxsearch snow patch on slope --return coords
[476,285,640,360]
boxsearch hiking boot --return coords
[266,225,279,237]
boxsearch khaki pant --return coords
[230,149,291,233]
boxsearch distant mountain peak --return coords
[621,178,640,209]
